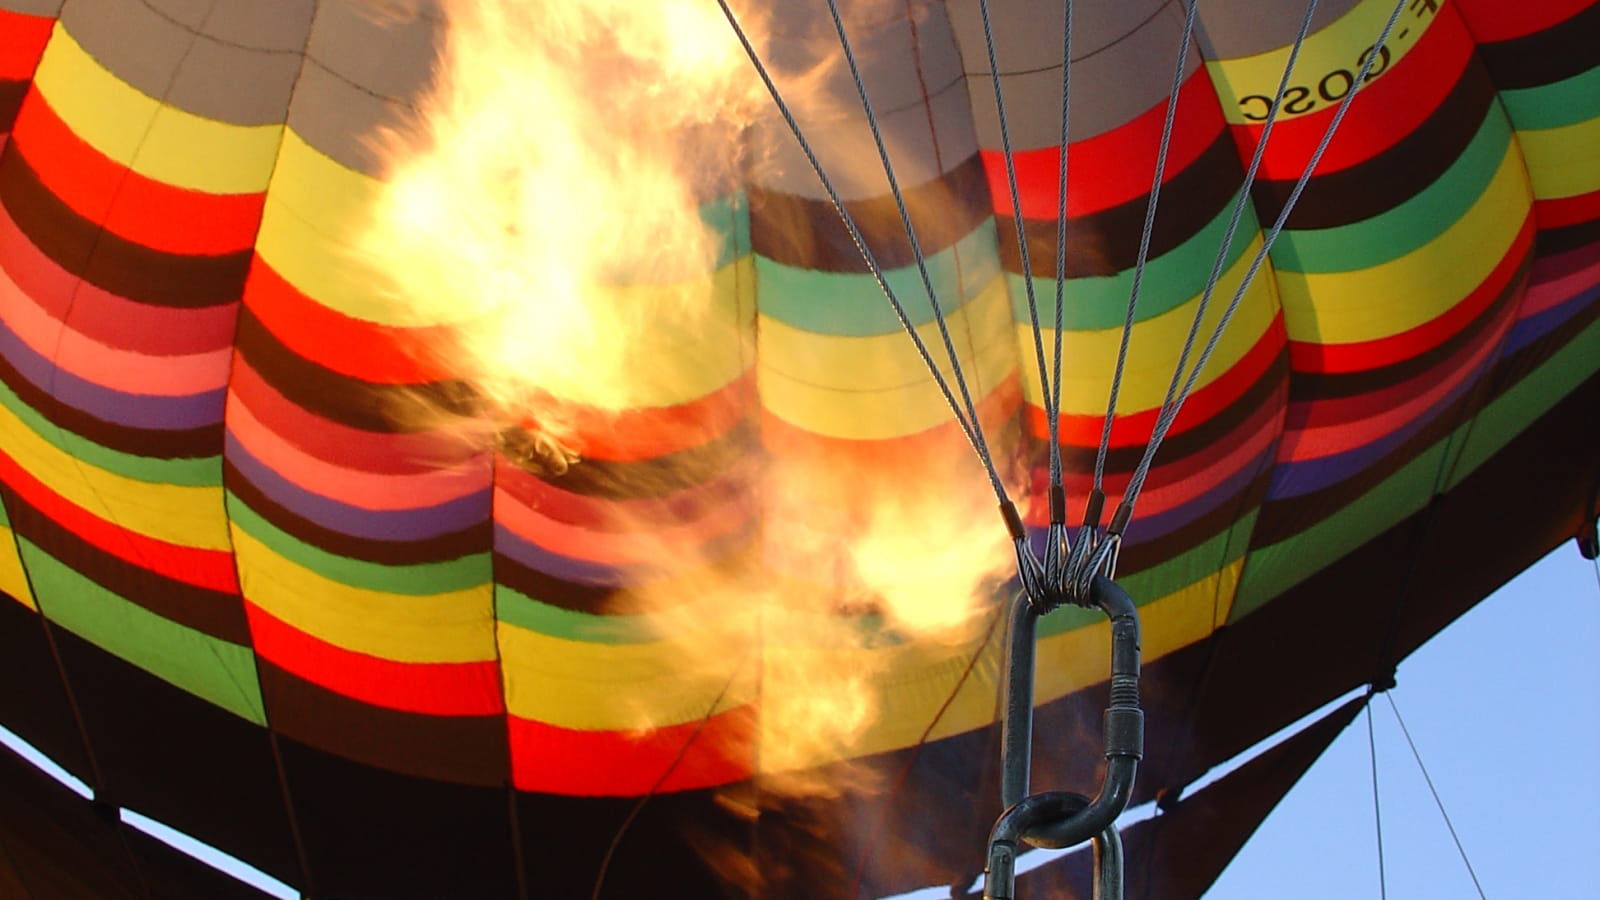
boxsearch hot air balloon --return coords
[0,0,1595,898]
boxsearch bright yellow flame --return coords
[360,0,763,461]
[359,0,1021,797]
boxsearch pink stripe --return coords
[1522,255,1600,318]
[227,357,488,477]
[1119,399,1281,518]
[0,196,238,356]
[1278,315,1512,461]
[493,484,756,566]
[228,389,490,511]
[0,262,231,395]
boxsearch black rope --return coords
[1117,0,1411,520]
[974,0,1058,494]
[1090,0,1199,499]
[1367,702,1389,900]
[716,0,1011,504]
[1385,693,1488,899]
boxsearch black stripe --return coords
[0,341,221,459]
[4,491,251,644]
[998,128,1244,279]
[0,81,24,132]
[1539,216,1600,256]
[496,539,760,616]
[747,153,991,272]
[526,417,763,500]
[223,460,491,566]
[1249,283,1599,547]
[1475,2,1600,91]
[1250,51,1496,230]
[260,661,510,789]
[233,305,482,433]
[0,142,249,309]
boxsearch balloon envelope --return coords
[0,0,1596,897]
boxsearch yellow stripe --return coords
[756,560,1241,773]
[0,407,230,551]
[1042,240,1279,417]
[1276,143,1530,344]
[0,525,34,610]
[1205,0,1437,125]
[756,277,1017,440]
[232,529,496,663]
[1518,117,1600,201]
[497,619,757,730]
[32,27,280,194]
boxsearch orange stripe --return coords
[0,12,53,82]
[0,451,237,593]
[242,256,458,384]
[246,603,504,716]
[11,91,264,255]
[1041,312,1287,449]
[1231,6,1474,180]
[986,70,1223,218]
[508,706,754,795]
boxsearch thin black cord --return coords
[716,0,1011,504]
[820,0,1000,474]
[589,652,749,900]
[1091,0,1199,496]
[1385,693,1489,899]
[1367,702,1389,900]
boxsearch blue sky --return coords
[1209,545,1600,899]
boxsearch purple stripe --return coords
[0,316,223,429]
[1267,370,1483,500]
[1503,283,1600,355]
[494,521,753,588]
[226,430,490,540]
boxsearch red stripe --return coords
[1228,7,1474,180]
[1040,312,1287,450]
[227,357,486,477]
[508,706,754,795]
[245,602,505,716]
[0,449,238,593]
[0,12,53,82]
[242,257,460,384]
[1289,213,1534,374]
[11,91,264,255]
[1454,0,1593,42]
[532,370,756,463]
[1536,188,1600,230]
[983,70,1224,218]
[493,453,752,533]
[1287,288,1519,431]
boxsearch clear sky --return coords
[1208,545,1600,899]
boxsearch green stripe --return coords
[0,379,220,486]
[1446,308,1600,487]
[1233,312,1600,617]
[227,492,488,594]
[1269,112,1512,273]
[495,584,657,643]
[1038,512,1257,639]
[23,540,265,723]
[1500,65,1600,131]
[755,220,1001,336]
[1015,193,1260,332]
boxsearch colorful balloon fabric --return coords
[0,0,1595,897]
